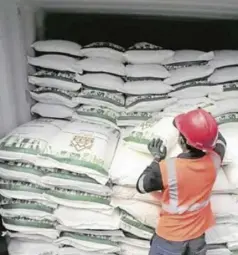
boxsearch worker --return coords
[136,108,226,255]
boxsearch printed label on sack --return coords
[172,77,211,91]
[60,231,117,246]
[34,68,80,82]
[79,89,125,107]
[223,82,238,92]
[119,112,153,121]
[45,168,98,184]
[126,94,170,107]
[0,178,47,193]
[83,42,125,52]
[120,211,154,233]
[215,112,238,125]
[3,216,55,228]
[124,116,162,144]
[46,187,110,204]
[77,106,119,124]
[0,197,54,213]
[0,118,66,155]
[32,87,81,99]
[128,42,162,51]
[125,77,163,82]
[165,61,207,71]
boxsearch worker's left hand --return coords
[148,138,167,160]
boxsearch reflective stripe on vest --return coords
[162,153,220,215]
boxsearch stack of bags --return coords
[0,118,122,254]
[28,40,83,119]
[2,40,238,254]
[28,41,127,129]
[118,42,176,127]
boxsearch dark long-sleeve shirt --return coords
[136,132,227,194]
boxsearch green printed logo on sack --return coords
[45,133,107,175]
[3,216,56,228]
[120,211,154,240]
[119,112,153,121]
[46,187,111,204]
[124,117,161,145]
[77,106,119,125]
[79,89,125,107]
[0,197,54,214]
[215,112,238,125]
[0,136,46,155]
[0,179,47,194]
[0,161,47,178]
[60,232,118,246]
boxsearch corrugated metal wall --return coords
[0,1,32,138]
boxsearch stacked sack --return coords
[0,117,122,254]
[28,40,83,119]
[118,42,176,127]
[75,42,127,128]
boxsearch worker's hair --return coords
[179,134,203,153]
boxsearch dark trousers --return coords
[149,234,207,255]
[0,236,8,255]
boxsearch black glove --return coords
[148,138,167,160]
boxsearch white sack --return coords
[81,42,126,62]
[77,73,124,91]
[120,211,154,240]
[2,217,59,239]
[125,42,174,64]
[31,103,75,119]
[109,141,153,186]
[123,116,179,154]
[28,75,82,91]
[73,105,119,128]
[55,231,120,254]
[208,82,238,101]
[209,50,238,69]
[122,80,173,95]
[125,94,177,113]
[0,118,120,185]
[162,50,214,65]
[78,57,125,76]
[206,224,238,244]
[111,197,160,228]
[31,40,82,56]
[208,66,238,84]
[28,55,82,73]
[54,206,120,230]
[77,89,125,112]
[8,238,59,255]
[164,65,214,85]
[112,185,160,205]
[44,187,112,212]
[30,87,80,108]
[125,64,170,79]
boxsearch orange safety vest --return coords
[156,151,221,242]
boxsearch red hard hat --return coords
[174,108,218,151]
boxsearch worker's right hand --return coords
[148,138,167,161]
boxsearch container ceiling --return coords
[24,0,238,20]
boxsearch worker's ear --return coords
[178,134,187,151]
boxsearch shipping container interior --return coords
[2,0,238,137]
